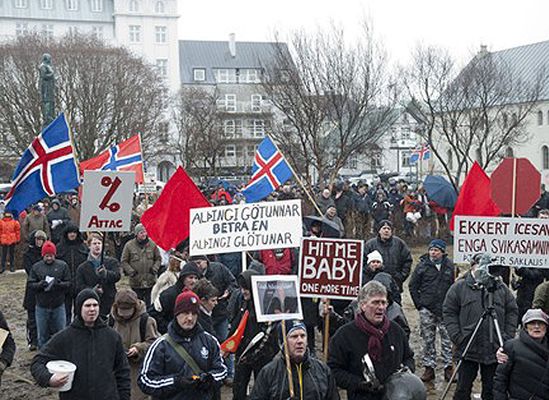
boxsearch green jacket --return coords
[121,238,161,289]
[532,281,549,314]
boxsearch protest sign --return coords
[298,237,364,300]
[454,216,549,268]
[251,275,303,322]
[189,199,302,256]
[80,171,135,232]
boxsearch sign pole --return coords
[100,231,106,266]
[281,319,295,397]
[323,299,330,362]
[511,158,517,217]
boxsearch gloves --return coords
[175,375,199,389]
[356,381,383,393]
[196,373,213,390]
[40,280,49,289]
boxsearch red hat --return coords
[41,240,57,257]
[174,289,200,316]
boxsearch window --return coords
[251,94,262,112]
[247,145,257,158]
[250,119,265,137]
[224,120,235,137]
[92,26,103,39]
[543,146,549,169]
[66,0,77,10]
[156,59,167,77]
[346,155,358,169]
[41,24,54,39]
[239,69,260,83]
[68,26,79,35]
[40,0,52,9]
[447,149,453,170]
[370,153,382,169]
[15,22,28,37]
[154,0,164,13]
[193,68,205,81]
[225,145,236,157]
[129,25,141,43]
[538,110,543,126]
[214,69,237,83]
[401,150,412,168]
[217,94,236,112]
[90,0,102,12]
[14,0,27,8]
[155,26,166,43]
[502,112,508,129]
[129,0,138,12]
[505,147,514,157]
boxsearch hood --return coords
[177,262,202,282]
[372,272,397,300]
[27,229,48,246]
[112,291,146,322]
[60,223,84,244]
[237,269,262,290]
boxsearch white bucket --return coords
[46,360,77,392]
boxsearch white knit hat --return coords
[367,250,383,264]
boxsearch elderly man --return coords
[31,289,131,399]
[121,224,161,305]
[328,281,414,400]
[138,289,227,400]
[251,320,339,400]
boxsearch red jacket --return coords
[0,217,21,245]
[259,249,295,275]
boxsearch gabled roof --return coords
[179,40,290,84]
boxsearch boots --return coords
[444,366,455,382]
[420,367,435,382]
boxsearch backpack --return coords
[108,312,149,341]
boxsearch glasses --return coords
[527,321,547,328]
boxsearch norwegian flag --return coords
[80,135,144,183]
[241,137,293,203]
[4,113,80,214]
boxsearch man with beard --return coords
[57,224,88,323]
[250,320,339,400]
[328,281,414,400]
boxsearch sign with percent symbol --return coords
[80,170,135,232]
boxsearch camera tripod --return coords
[439,288,504,400]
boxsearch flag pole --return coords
[267,135,324,216]
[137,133,148,207]
[63,112,80,171]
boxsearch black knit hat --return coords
[75,288,100,321]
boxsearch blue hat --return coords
[278,320,306,347]
[429,239,446,252]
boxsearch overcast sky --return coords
[178,0,549,65]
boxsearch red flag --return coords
[450,162,501,230]
[80,135,144,184]
[140,167,210,250]
[220,310,249,354]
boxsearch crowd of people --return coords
[0,181,548,400]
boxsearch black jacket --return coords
[75,256,121,317]
[138,321,227,400]
[515,267,546,318]
[250,352,340,400]
[328,319,414,400]
[57,229,89,298]
[28,259,71,309]
[409,254,454,317]
[493,330,549,400]
[0,310,15,373]
[23,240,44,310]
[31,311,130,399]
[443,272,518,364]
[203,261,237,322]
[363,236,412,291]
[158,279,186,334]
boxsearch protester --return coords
[0,210,20,273]
[21,205,50,241]
[363,220,412,292]
[67,195,81,227]
[513,265,546,322]
[0,309,16,387]
[151,252,182,312]
[258,248,296,275]
[328,281,414,400]
[443,253,518,400]
[121,223,161,305]
[110,288,159,400]
[31,289,131,399]
[370,191,393,228]
[317,188,335,214]
[250,320,340,400]
[47,198,70,243]
[28,240,71,348]
[409,239,455,382]
[138,289,227,400]
[362,250,401,305]
[493,309,549,400]
[324,205,345,237]
[75,232,121,319]
[56,224,88,323]
[533,278,549,314]
[193,278,220,335]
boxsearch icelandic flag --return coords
[4,113,80,215]
[409,144,431,164]
[241,137,293,203]
[80,135,144,183]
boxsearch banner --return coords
[251,275,303,323]
[298,237,364,300]
[189,199,302,256]
[454,216,549,268]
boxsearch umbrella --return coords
[303,215,342,238]
[423,175,457,208]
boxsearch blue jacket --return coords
[138,320,227,400]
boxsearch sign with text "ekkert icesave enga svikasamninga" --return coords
[189,199,302,256]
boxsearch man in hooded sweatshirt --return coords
[31,288,131,399]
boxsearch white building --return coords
[0,0,180,90]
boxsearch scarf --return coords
[355,312,390,362]
[87,253,101,270]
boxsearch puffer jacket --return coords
[363,236,412,291]
[409,254,454,317]
[28,259,71,309]
[138,321,227,400]
[443,272,518,364]
[493,330,549,400]
[0,216,20,245]
[121,238,161,289]
[250,352,340,400]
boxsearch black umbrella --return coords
[303,215,342,238]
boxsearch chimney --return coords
[479,44,488,56]
[229,33,236,58]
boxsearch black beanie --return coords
[75,288,100,320]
